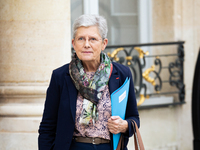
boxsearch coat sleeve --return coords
[124,67,140,138]
[38,71,60,150]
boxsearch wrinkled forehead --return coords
[75,26,102,38]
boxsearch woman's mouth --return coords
[82,51,92,53]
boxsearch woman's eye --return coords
[78,37,84,40]
[91,38,96,41]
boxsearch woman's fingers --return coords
[107,116,128,134]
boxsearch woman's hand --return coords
[107,116,128,134]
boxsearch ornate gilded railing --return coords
[72,41,185,109]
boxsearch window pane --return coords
[99,0,139,45]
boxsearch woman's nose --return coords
[84,39,91,48]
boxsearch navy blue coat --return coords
[38,62,140,150]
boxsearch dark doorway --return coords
[192,49,200,150]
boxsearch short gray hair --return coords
[72,14,108,39]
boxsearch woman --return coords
[38,14,140,150]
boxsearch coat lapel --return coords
[65,72,77,123]
[108,65,120,95]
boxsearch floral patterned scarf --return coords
[69,52,112,125]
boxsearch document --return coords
[111,77,130,150]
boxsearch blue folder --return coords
[111,77,130,150]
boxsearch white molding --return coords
[138,0,152,44]
[83,0,99,15]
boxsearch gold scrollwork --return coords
[107,47,124,61]
[134,47,149,58]
[137,94,149,106]
[142,65,156,86]
[126,56,132,65]
[137,94,145,106]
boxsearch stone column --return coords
[0,0,71,149]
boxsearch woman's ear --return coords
[101,38,108,51]
[72,39,75,47]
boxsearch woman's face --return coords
[72,26,108,64]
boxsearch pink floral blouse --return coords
[73,72,111,140]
